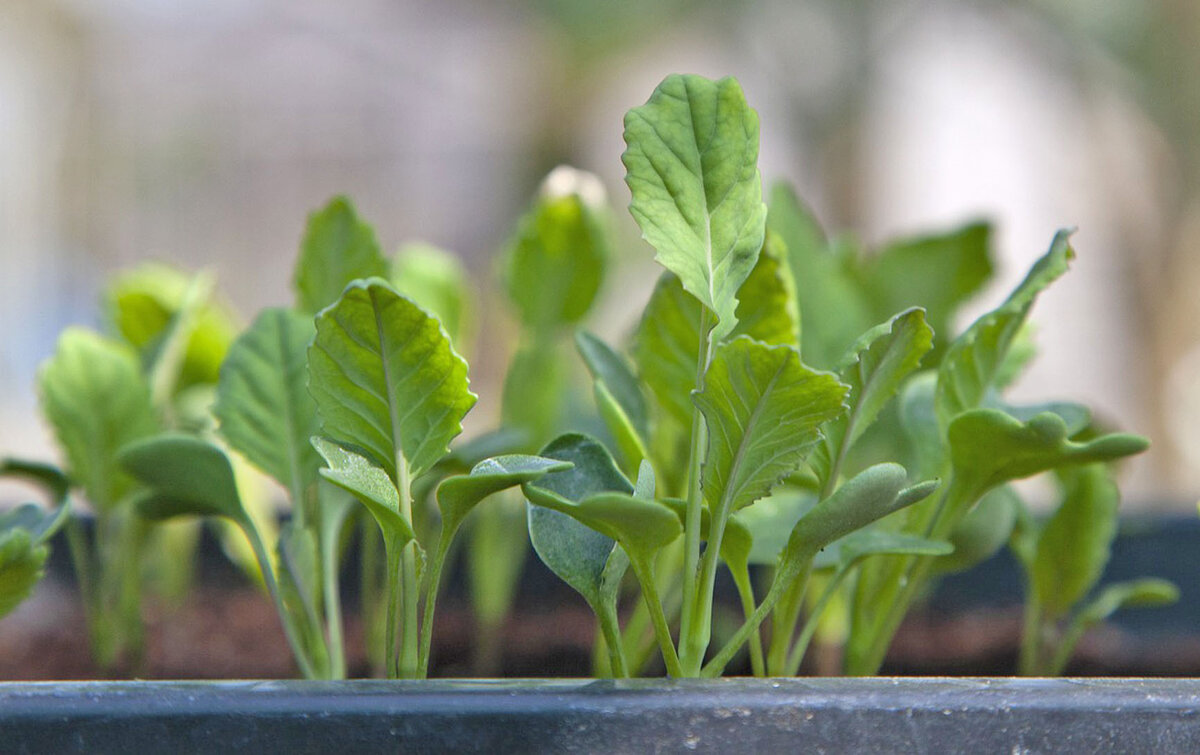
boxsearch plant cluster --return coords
[1,74,1175,679]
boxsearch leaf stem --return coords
[418,532,453,677]
[242,518,318,679]
[629,555,683,677]
[320,515,347,679]
[679,306,714,675]
[384,539,402,678]
[596,600,630,678]
[730,563,765,676]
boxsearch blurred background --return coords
[1,0,1198,507]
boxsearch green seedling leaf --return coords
[634,459,655,500]
[105,262,238,391]
[936,230,1074,433]
[785,464,939,566]
[1032,465,1118,618]
[436,455,571,537]
[503,171,609,331]
[813,530,952,571]
[948,409,1149,501]
[853,221,992,352]
[633,273,704,427]
[576,331,649,438]
[309,278,476,482]
[0,503,70,548]
[0,530,47,620]
[623,74,766,340]
[313,437,413,547]
[694,337,848,519]
[119,434,247,523]
[39,328,159,509]
[737,490,814,565]
[294,197,388,313]
[988,399,1092,438]
[391,243,471,346]
[811,308,934,485]
[933,485,1019,575]
[0,459,70,511]
[525,434,632,610]
[898,371,942,479]
[1078,579,1180,625]
[766,182,871,369]
[729,231,799,347]
[214,308,320,509]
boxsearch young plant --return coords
[27,266,235,671]
[1010,464,1178,675]
[526,72,1156,679]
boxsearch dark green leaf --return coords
[933,485,1019,574]
[119,434,246,523]
[767,182,872,369]
[576,331,649,438]
[214,308,320,505]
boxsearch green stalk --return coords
[384,540,402,678]
[418,533,453,677]
[702,556,814,678]
[678,307,714,675]
[1019,594,1044,676]
[628,556,683,677]
[785,571,849,676]
[242,520,318,679]
[767,570,808,676]
[398,541,421,678]
[320,522,347,679]
[730,564,765,677]
[596,601,630,678]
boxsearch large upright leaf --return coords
[503,177,609,332]
[214,308,320,505]
[39,328,159,509]
[948,409,1148,502]
[308,278,476,482]
[1032,465,1118,618]
[623,74,766,339]
[935,231,1074,432]
[390,243,471,346]
[293,197,388,314]
[694,337,848,519]
[767,182,872,369]
[854,221,992,351]
[810,308,934,485]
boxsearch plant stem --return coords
[730,564,765,677]
[384,540,402,678]
[767,569,808,676]
[701,556,813,678]
[785,570,848,676]
[596,601,630,678]
[629,556,683,677]
[320,520,346,680]
[418,533,453,677]
[678,307,714,675]
[242,520,317,679]
[1019,594,1043,676]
